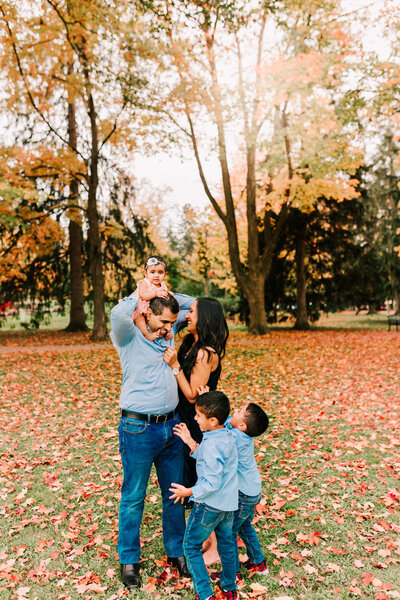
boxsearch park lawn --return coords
[0,329,399,600]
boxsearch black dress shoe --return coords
[167,555,191,577]
[120,563,141,588]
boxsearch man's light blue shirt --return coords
[225,416,261,496]
[191,428,238,511]
[110,293,195,414]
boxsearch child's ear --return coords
[238,422,247,432]
[209,417,219,427]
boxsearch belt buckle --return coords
[155,414,166,423]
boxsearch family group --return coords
[110,255,269,600]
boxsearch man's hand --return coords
[169,483,192,504]
[173,422,195,446]
[163,347,179,369]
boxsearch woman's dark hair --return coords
[179,297,229,374]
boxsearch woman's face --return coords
[186,300,198,335]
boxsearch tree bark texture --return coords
[66,212,88,331]
[294,218,309,330]
[66,83,87,331]
[83,65,107,341]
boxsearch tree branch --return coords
[185,109,227,225]
[0,4,85,161]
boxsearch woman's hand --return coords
[163,347,180,369]
[169,483,192,504]
[197,385,210,396]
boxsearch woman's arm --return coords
[163,347,218,403]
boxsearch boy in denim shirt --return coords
[227,402,269,579]
[170,391,238,600]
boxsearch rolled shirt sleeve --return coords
[110,296,139,348]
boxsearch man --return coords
[110,292,195,589]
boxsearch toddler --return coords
[132,255,173,341]
[170,391,239,600]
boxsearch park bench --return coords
[388,314,400,331]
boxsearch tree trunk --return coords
[79,56,107,341]
[390,269,400,314]
[66,214,88,331]
[294,218,309,330]
[65,84,87,332]
[87,185,107,340]
[394,290,400,315]
[247,273,268,334]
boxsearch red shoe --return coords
[195,595,215,600]
[242,558,269,575]
[215,586,238,599]
[211,572,242,584]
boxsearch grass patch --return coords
[0,331,399,599]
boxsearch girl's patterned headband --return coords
[145,257,166,268]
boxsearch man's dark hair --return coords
[196,391,230,425]
[244,403,269,438]
[149,294,179,316]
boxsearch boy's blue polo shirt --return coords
[225,416,261,496]
[191,428,238,511]
[110,293,195,414]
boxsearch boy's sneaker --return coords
[215,586,238,599]
[242,558,269,575]
[210,572,243,584]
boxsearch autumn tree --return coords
[143,0,363,333]
[0,0,154,338]
[0,180,66,318]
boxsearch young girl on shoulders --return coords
[132,255,173,341]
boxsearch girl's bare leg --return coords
[202,531,220,565]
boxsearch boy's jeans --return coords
[232,491,264,571]
[118,414,185,564]
[184,502,237,600]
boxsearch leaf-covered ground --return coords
[1,330,399,600]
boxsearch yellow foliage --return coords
[266,173,360,213]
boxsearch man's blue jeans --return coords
[118,414,185,564]
[232,491,264,571]
[184,502,236,600]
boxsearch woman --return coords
[164,297,229,563]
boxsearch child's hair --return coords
[144,255,167,270]
[243,403,269,437]
[196,391,230,425]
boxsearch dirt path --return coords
[0,335,272,354]
[0,343,111,354]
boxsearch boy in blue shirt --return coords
[227,402,269,579]
[170,391,238,600]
